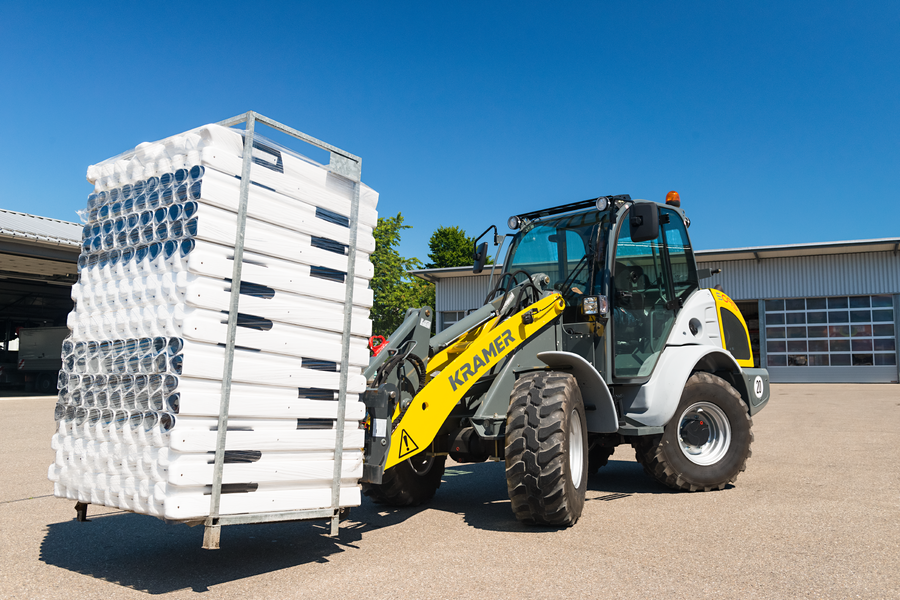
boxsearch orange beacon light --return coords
[665,190,681,208]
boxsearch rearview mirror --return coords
[697,268,722,280]
[473,242,489,274]
[629,203,659,243]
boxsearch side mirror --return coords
[629,203,659,243]
[473,242,489,274]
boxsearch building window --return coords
[440,311,466,332]
[765,295,895,367]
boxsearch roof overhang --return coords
[0,210,82,284]
[696,238,900,262]
[409,265,504,282]
[0,237,81,263]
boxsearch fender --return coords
[623,345,743,427]
[537,351,618,433]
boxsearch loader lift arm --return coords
[361,292,565,481]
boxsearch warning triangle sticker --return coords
[397,430,420,459]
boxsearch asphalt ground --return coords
[1,384,898,599]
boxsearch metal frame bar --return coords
[214,508,337,525]
[758,298,767,369]
[514,194,631,223]
[201,111,362,548]
[894,294,900,384]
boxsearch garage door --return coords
[763,295,898,383]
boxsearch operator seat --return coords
[613,262,650,351]
[614,261,644,311]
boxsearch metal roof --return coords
[695,237,900,262]
[411,237,900,281]
[409,265,497,282]
[0,209,82,248]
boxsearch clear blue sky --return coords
[2,1,898,263]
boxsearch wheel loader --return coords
[359,193,770,526]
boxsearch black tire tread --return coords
[588,444,614,474]
[362,455,446,506]
[505,372,586,526]
[633,371,753,492]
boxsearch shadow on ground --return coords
[428,458,673,532]
[39,457,667,592]
[39,502,422,594]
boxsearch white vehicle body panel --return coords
[623,289,742,427]
[666,289,722,348]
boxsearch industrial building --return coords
[2,206,898,385]
[0,209,80,390]
[412,238,900,384]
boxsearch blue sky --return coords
[1,1,897,263]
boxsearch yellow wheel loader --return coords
[360,194,770,526]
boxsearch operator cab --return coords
[501,194,699,382]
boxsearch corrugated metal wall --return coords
[435,274,494,313]
[698,251,900,301]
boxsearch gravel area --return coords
[1,385,898,599]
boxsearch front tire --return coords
[634,371,753,492]
[505,372,588,526]
[361,453,445,506]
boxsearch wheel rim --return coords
[408,453,434,476]
[568,409,585,485]
[677,401,731,466]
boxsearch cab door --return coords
[611,206,678,379]
[558,228,596,364]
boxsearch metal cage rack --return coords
[72,111,364,549]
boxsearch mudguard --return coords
[537,351,618,433]
[623,345,748,427]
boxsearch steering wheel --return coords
[556,254,591,296]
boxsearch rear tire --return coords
[588,443,614,475]
[362,454,445,506]
[633,372,753,492]
[505,372,588,526]
[36,371,56,395]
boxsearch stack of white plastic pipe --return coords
[48,124,375,520]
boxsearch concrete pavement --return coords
[1,384,898,599]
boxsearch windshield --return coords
[505,211,608,303]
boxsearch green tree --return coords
[426,225,475,269]
[370,213,435,336]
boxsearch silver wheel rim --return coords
[568,409,585,485]
[408,454,433,476]
[677,401,731,466]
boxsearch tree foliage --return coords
[370,213,435,336]
[426,224,494,269]
[426,225,475,269]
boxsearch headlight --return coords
[507,215,521,230]
[595,196,609,211]
[581,295,609,316]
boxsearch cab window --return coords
[505,212,605,301]
[661,208,698,301]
